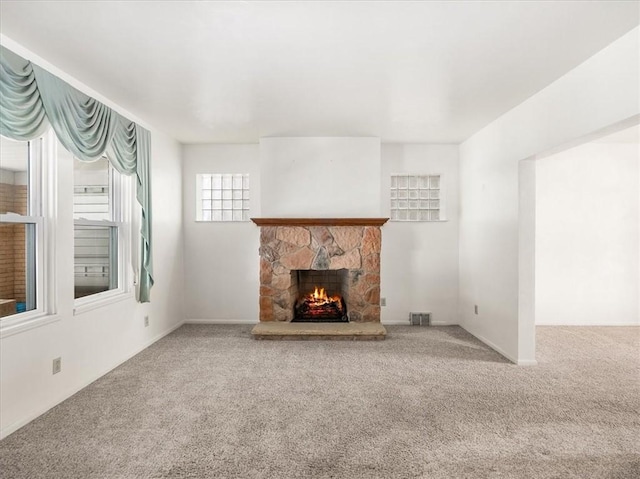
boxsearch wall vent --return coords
[410,312,431,326]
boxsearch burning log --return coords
[294,286,347,322]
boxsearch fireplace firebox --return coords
[291,269,349,322]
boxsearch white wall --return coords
[380,144,459,325]
[0,38,184,438]
[182,144,260,322]
[459,27,639,364]
[536,142,639,325]
[182,141,460,325]
[182,137,382,322]
[260,137,381,217]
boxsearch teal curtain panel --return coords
[0,45,154,302]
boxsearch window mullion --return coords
[74,219,119,227]
[0,214,41,224]
[28,137,42,217]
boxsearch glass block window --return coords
[196,174,250,222]
[390,175,441,222]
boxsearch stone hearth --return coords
[252,218,388,325]
[252,321,386,340]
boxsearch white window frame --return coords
[73,160,132,314]
[0,132,57,337]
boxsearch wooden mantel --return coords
[251,218,389,227]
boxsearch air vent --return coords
[410,312,431,326]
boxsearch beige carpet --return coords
[0,325,638,478]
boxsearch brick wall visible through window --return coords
[0,135,40,318]
[0,183,27,302]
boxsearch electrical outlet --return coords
[380,297,386,307]
[52,357,61,375]
[474,305,479,315]
[144,315,149,327]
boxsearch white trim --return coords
[44,130,58,316]
[120,172,133,294]
[0,214,42,224]
[185,318,258,325]
[73,291,135,316]
[73,219,119,227]
[0,320,185,440]
[185,319,463,326]
[536,321,640,326]
[381,319,412,325]
[0,313,60,339]
[193,219,253,223]
[382,320,459,326]
[185,319,466,327]
[194,173,203,221]
[516,359,539,366]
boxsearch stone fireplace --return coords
[252,218,388,323]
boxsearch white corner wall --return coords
[0,38,185,438]
[459,27,639,364]
[380,144,459,325]
[536,142,639,325]
[182,144,260,322]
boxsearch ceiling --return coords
[592,125,640,144]
[0,1,638,144]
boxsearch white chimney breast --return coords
[259,137,381,217]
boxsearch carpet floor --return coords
[0,325,638,479]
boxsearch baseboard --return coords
[516,359,539,366]
[187,319,459,326]
[188,319,461,327]
[185,319,258,325]
[536,322,639,326]
[381,320,458,326]
[460,325,538,366]
[0,320,185,440]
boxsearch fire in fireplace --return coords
[290,269,349,322]
[293,286,347,322]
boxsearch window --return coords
[0,136,45,319]
[73,157,126,300]
[196,173,250,221]
[390,174,442,222]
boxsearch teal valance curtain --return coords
[0,46,153,302]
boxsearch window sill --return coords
[0,312,61,339]
[194,219,251,223]
[74,289,134,316]
[389,219,449,223]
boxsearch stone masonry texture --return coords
[258,225,382,322]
